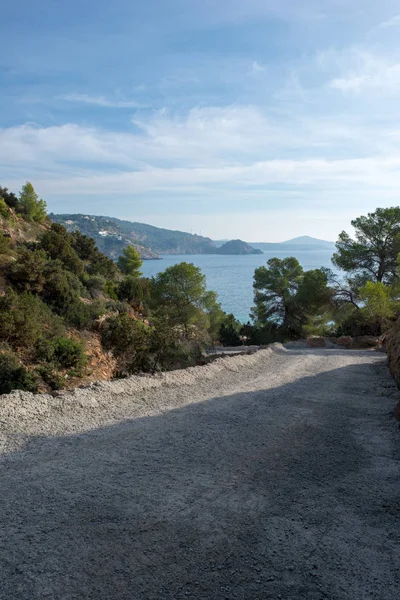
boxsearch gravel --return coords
[0,344,399,599]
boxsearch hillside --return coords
[211,239,263,255]
[50,214,216,259]
[0,184,230,396]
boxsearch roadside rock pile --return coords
[306,335,381,350]
[306,337,326,348]
[336,336,353,348]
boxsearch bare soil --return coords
[0,345,399,599]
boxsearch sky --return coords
[1,0,400,242]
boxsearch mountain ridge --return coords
[250,236,335,252]
[50,214,336,259]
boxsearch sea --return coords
[141,250,336,323]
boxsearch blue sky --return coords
[1,0,400,241]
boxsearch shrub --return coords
[0,233,12,255]
[69,231,118,279]
[149,318,199,372]
[87,251,118,279]
[105,299,130,314]
[53,337,86,368]
[239,322,282,345]
[118,275,145,304]
[64,299,106,329]
[0,198,9,219]
[36,336,86,370]
[84,275,106,298]
[0,187,19,210]
[39,229,84,277]
[336,309,385,337]
[105,280,118,300]
[7,248,48,293]
[0,352,38,394]
[40,261,84,311]
[36,363,65,391]
[101,314,152,373]
[0,290,65,350]
[219,314,242,346]
[70,230,97,260]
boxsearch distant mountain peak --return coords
[281,235,334,246]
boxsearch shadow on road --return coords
[0,361,399,600]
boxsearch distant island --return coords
[50,214,334,260]
[210,239,262,255]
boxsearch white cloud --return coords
[331,62,400,93]
[2,121,400,195]
[377,14,400,28]
[1,98,400,218]
[327,49,400,94]
[0,105,372,178]
[58,94,146,108]
[250,61,266,74]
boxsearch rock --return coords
[379,331,391,351]
[385,321,400,387]
[353,335,379,349]
[337,336,353,349]
[306,337,326,348]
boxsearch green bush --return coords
[0,233,12,255]
[0,290,65,351]
[36,336,86,370]
[117,275,145,304]
[105,299,130,314]
[0,187,20,210]
[84,275,106,298]
[63,299,105,329]
[219,314,242,346]
[36,363,65,391]
[105,280,118,300]
[336,309,387,337]
[101,314,152,373]
[0,197,9,219]
[40,261,84,310]
[69,230,118,279]
[149,318,200,372]
[39,229,84,277]
[87,251,118,279]
[53,337,86,368]
[7,248,48,292]
[70,230,97,260]
[239,322,282,345]
[0,352,38,394]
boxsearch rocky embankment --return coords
[386,319,400,385]
[384,319,400,418]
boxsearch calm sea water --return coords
[141,250,335,322]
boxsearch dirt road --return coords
[0,346,399,599]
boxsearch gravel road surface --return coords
[0,345,399,599]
